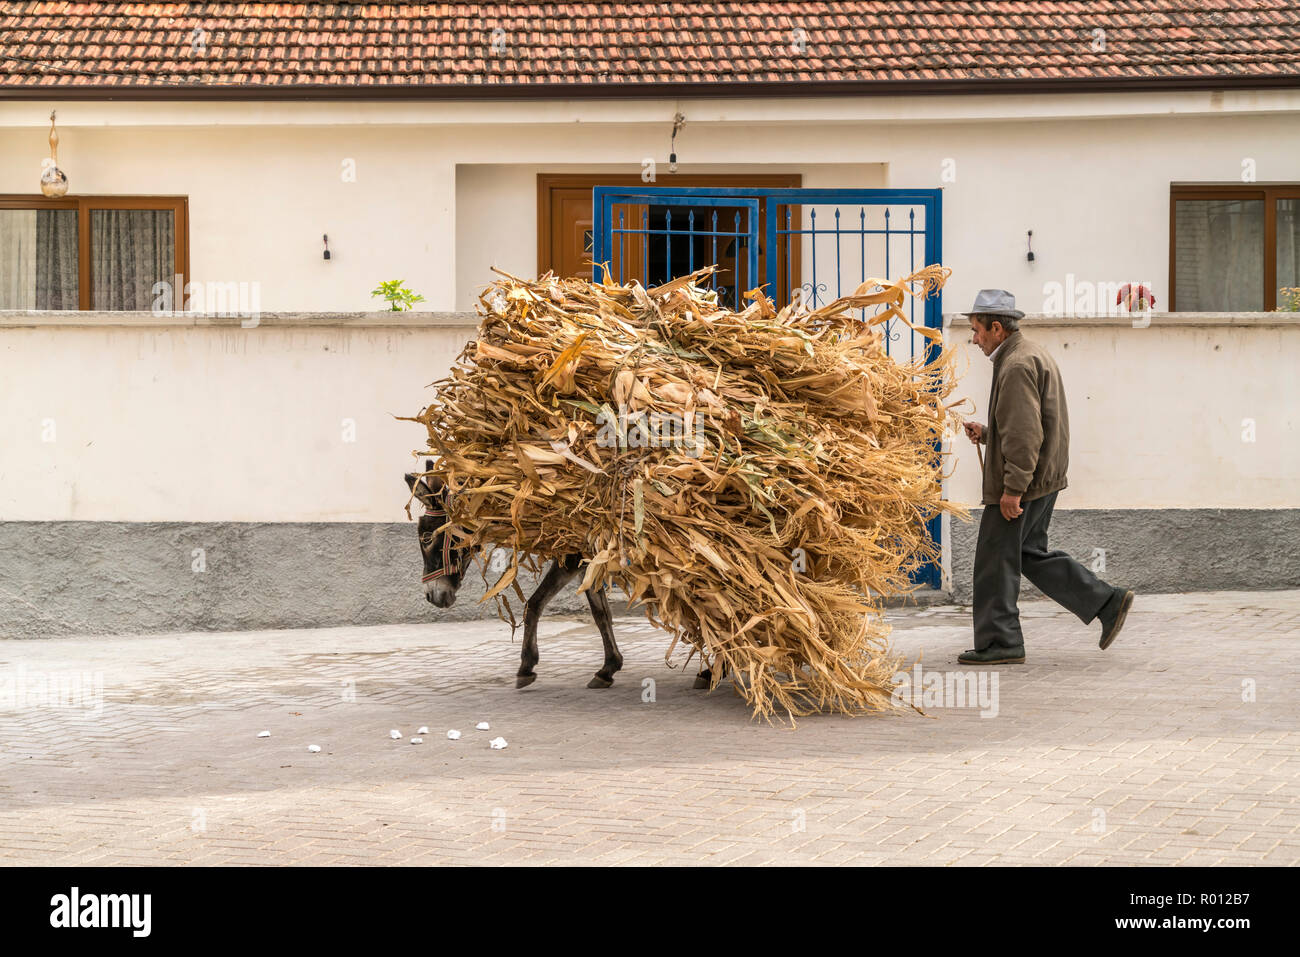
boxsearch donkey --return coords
[405,462,625,690]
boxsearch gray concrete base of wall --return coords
[0,521,598,639]
[2,510,1296,637]
[948,508,1300,604]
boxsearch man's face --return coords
[969,316,1007,357]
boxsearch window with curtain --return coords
[1173,199,1264,312]
[1171,185,1300,312]
[0,197,186,311]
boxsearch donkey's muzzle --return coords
[425,578,458,608]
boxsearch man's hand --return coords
[963,421,985,445]
[999,492,1023,521]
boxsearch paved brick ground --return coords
[1,589,1296,866]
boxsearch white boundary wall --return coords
[1,312,1296,524]
[0,315,474,522]
[944,315,1300,511]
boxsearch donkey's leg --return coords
[517,555,582,689]
[584,582,624,689]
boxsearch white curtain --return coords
[0,210,38,309]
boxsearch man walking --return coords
[960,289,1134,664]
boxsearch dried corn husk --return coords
[402,264,966,721]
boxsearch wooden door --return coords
[550,187,597,281]
[552,187,647,284]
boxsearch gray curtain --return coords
[91,209,174,310]
[1278,199,1300,299]
[36,209,80,309]
[1174,199,1264,312]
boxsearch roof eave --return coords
[3,74,1300,101]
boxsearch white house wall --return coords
[1,91,1298,314]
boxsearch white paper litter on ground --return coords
[307,745,322,753]
[476,721,490,731]
[389,729,402,739]
[417,726,429,735]
[446,729,461,740]
[257,731,271,738]
[489,737,508,750]
[410,737,423,744]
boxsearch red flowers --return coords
[1117,283,1157,311]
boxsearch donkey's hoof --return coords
[587,674,614,689]
[516,673,537,689]
[693,669,713,690]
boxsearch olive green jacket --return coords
[979,331,1070,506]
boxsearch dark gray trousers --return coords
[972,491,1116,650]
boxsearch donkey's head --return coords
[405,460,468,608]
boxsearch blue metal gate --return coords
[594,187,942,362]
[591,186,945,588]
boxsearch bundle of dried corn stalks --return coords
[403,264,965,720]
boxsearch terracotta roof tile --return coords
[0,1,1296,93]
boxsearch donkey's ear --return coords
[404,473,418,491]
[425,458,434,471]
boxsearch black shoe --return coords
[1098,589,1135,650]
[958,645,1026,665]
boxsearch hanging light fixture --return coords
[668,112,685,173]
[40,111,69,197]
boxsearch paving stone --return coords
[0,590,1296,864]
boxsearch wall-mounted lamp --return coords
[668,112,685,173]
[1026,230,1035,263]
[323,234,331,261]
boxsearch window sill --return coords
[0,310,481,328]
[943,312,1300,328]
[8,310,1299,330]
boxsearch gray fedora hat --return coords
[965,288,1025,320]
